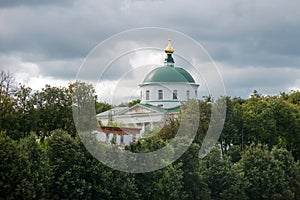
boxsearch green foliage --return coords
[118,99,141,108]
[157,118,179,140]
[0,132,49,199]
[134,163,186,200]
[71,81,98,132]
[200,147,247,200]
[126,135,167,153]
[218,97,242,154]
[177,143,211,200]
[34,85,72,134]
[218,91,300,160]
[226,145,242,162]
[0,131,22,198]
[1,72,300,200]
[287,90,300,105]
[46,130,89,199]
[106,120,125,127]
[95,101,112,114]
[46,129,139,199]
[242,96,276,145]
[14,85,37,139]
[195,100,211,144]
[271,147,300,199]
[128,99,141,107]
[237,144,298,199]
[0,72,18,139]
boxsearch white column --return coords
[142,123,146,133]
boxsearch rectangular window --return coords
[158,90,163,100]
[173,90,177,100]
[146,90,150,100]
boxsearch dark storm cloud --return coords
[0,4,105,60]
[1,0,300,65]
[0,0,299,96]
[177,0,300,68]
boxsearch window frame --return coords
[158,89,163,100]
[173,90,178,100]
[146,90,150,100]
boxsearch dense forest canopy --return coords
[1,71,300,199]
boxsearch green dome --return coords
[143,66,195,83]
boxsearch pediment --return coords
[118,104,165,115]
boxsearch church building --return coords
[96,40,199,144]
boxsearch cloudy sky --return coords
[0,0,299,104]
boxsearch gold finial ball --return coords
[164,39,174,54]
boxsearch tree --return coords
[0,71,17,137]
[126,130,187,199]
[194,100,211,145]
[46,129,93,199]
[0,132,20,198]
[271,146,300,199]
[14,85,37,138]
[70,81,97,132]
[34,85,75,136]
[199,147,247,200]
[237,144,296,199]
[0,132,48,199]
[134,163,186,199]
[269,97,298,147]
[218,97,241,154]
[176,143,211,200]
[0,70,15,95]
[276,91,300,160]
[17,133,50,199]
[0,93,17,138]
[157,118,179,140]
[95,101,112,114]
[47,129,139,199]
[226,145,242,163]
[242,96,277,146]
[128,99,141,107]
[287,90,300,105]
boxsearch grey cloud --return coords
[220,65,300,97]
[2,0,300,65]
[0,0,300,98]
[0,0,73,8]
[36,59,81,80]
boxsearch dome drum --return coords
[139,39,199,109]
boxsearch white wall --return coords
[139,82,199,108]
[98,112,166,127]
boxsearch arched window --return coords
[186,90,190,99]
[173,90,177,100]
[146,90,150,100]
[158,90,163,100]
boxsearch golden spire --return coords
[164,39,174,54]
